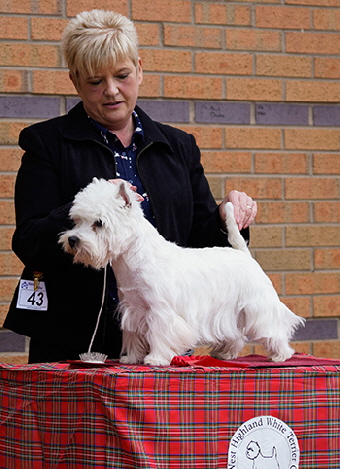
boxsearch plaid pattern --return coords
[0,360,339,468]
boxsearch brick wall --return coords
[1,0,339,363]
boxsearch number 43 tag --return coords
[17,279,48,311]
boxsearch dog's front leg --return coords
[144,335,176,367]
[119,330,147,364]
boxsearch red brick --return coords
[314,58,340,79]
[0,70,28,93]
[0,355,28,365]
[285,129,340,150]
[255,248,311,271]
[0,148,22,171]
[195,3,251,26]
[139,75,161,98]
[283,296,311,319]
[132,0,191,22]
[201,151,251,173]
[140,49,192,73]
[267,273,283,293]
[313,341,340,359]
[164,25,222,49]
[226,78,282,101]
[164,76,223,100]
[286,80,340,102]
[225,127,281,150]
[225,176,282,199]
[179,126,223,149]
[0,0,60,14]
[313,8,340,30]
[0,278,18,302]
[314,202,340,223]
[313,295,340,317]
[32,70,76,95]
[0,175,15,198]
[136,23,160,46]
[0,252,23,276]
[195,52,252,75]
[286,0,340,5]
[314,248,340,270]
[285,177,339,199]
[256,6,311,29]
[226,29,281,52]
[0,0,32,13]
[1,43,60,67]
[313,153,340,174]
[0,304,8,327]
[31,17,68,41]
[0,227,14,250]
[255,152,309,174]
[206,176,223,201]
[286,32,340,54]
[0,122,27,145]
[286,272,340,295]
[289,342,311,355]
[0,16,28,39]
[67,0,127,17]
[0,201,15,224]
[256,201,310,224]
[248,226,284,249]
[256,55,312,78]
[286,226,340,247]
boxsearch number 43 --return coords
[27,291,44,307]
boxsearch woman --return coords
[5,10,257,363]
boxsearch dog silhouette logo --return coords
[227,416,299,469]
[245,440,280,468]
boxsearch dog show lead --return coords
[5,9,257,363]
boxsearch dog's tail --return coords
[224,202,251,255]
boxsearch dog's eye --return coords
[94,219,103,227]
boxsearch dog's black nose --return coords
[68,236,79,248]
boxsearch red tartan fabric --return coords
[0,356,339,468]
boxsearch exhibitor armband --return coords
[16,271,48,311]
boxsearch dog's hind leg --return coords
[210,334,245,361]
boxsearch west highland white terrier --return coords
[60,178,305,366]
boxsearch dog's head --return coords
[245,441,260,460]
[59,178,143,268]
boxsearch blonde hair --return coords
[62,9,139,80]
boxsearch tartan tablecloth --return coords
[0,355,339,468]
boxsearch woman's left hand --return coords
[219,190,257,231]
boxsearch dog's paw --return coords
[144,354,171,367]
[212,351,239,361]
[270,349,294,363]
[119,354,142,364]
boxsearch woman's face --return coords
[70,57,143,132]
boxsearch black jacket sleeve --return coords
[12,126,73,271]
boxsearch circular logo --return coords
[227,415,300,468]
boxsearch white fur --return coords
[59,178,305,366]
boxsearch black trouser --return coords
[28,308,123,364]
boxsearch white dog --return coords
[59,178,305,366]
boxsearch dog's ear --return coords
[92,177,99,183]
[118,181,132,208]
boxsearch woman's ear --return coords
[137,57,143,86]
[69,72,79,93]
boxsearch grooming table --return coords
[0,354,339,468]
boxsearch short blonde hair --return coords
[62,9,139,80]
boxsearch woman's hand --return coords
[219,190,257,231]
